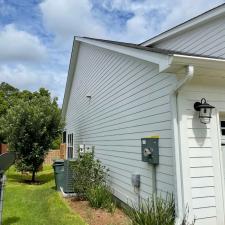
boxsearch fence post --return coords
[0,174,6,225]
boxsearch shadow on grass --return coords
[51,186,57,191]
[6,170,54,185]
[3,216,20,225]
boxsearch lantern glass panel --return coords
[199,107,212,124]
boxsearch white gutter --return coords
[170,65,194,224]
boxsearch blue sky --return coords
[0,0,224,105]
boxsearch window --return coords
[62,131,66,143]
[67,133,73,158]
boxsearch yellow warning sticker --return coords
[144,135,160,139]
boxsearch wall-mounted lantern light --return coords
[194,98,215,124]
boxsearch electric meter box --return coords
[141,138,159,165]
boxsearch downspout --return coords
[172,65,194,92]
[170,65,194,224]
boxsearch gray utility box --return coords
[63,159,75,193]
[141,138,159,165]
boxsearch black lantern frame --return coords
[194,98,215,124]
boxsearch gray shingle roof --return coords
[80,36,225,60]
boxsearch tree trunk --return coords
[31,171,35,182]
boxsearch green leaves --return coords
[86,185,116,213]
[71,152,108,197]
[0,86,64,181]
[126,194,175,225]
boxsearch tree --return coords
[0,82,19,142]
[0,88,64,182]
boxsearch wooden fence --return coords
[44,144,66,165]
[0,143,66,165]
[0,144,8,154]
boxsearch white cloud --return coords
[0,24,47,62]
[0,64,66,105]
[159,0,225,32]
[40,0,107,44]
[40,0,225,44]
[1,0,224,106]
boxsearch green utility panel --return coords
[141,138,159,165]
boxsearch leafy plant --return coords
[86,185,116,213]
[71,152,108,197]
[126,194,175,225]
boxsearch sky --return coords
[0,0,225,105]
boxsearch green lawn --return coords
[3,166,87,225]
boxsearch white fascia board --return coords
[76,37,173,72]
[172,54,225,70]
[62,39,80,119]
[141,4,225,46]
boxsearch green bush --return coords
[71,152,108,197]
[127,195,195,225]
[126,194,175,225]
[86,185,116,213]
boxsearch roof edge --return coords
[76,37,172,71]
[62,38,80,119]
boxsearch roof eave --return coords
[62,37,225,120]
[76,37,173,72]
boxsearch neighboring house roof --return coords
[141,3,225,46]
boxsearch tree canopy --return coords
[0,83,64,181]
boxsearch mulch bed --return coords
[66,198,130,225]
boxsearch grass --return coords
[2,166,87,225]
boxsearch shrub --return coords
[126,194,175,225]
[86,185,116,213]
[71,152,108,197]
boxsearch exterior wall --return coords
[153,16,225,59]
[177,81,225,225]
[65,42,177,205]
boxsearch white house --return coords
[62,4,225,225]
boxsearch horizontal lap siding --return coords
[154,17,225,59]
[65,43,176,205]
[178,89,225,225]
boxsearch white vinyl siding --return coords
[65,42,177,204]
[177,86,225,225]
[153,16,225,59]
